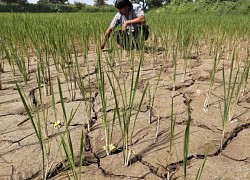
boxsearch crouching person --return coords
[101,0,149,50]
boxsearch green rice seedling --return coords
[1,40,16,78]
[14,54,28,84]
[57,77,68,125]
[0,59,3,90]
[150,34,159,64]
[183,100,191,180]
[96,48,118,155]
[31,30,53,97]
[85,61,94,132]
[0,73,2,90]
[179,21,193,82]
[221,57,234,149]
[147,66,162,140]
[78,129,85,179]
[57,124,78,179]
[50,83,58,129]
[41,37,53,96]
[45,85,57,172]
[22,62,55,178]
[57,77,82,179]
[19,76,59,178]
[204,39,224,111]
[170,43,178,152]
[72,41,92,132]
[65,44,77,101]
[195,155,207,180]
[45,33,61,73]
[106,50,148,166]
[36,63,47,136]
[148,66,162,125]
[221,66,228,149]
[4,31,29,84]
[54,39,75,100]
[16,83,46,179]
[229,58,250,120]
[43,24,77,101]
[59,59,75,101]
[158,33,169,62]
[220,48,246,149]
[15,16,33,78]
[242,48,250,94]
[77,24,98,133]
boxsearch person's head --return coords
[115,0,132,15]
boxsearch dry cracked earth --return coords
[0,43,250,180]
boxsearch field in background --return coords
[0,12,249,179]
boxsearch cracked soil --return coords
[0,42,250,180]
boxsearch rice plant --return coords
[148,66,162,126]
[183,99,191,180]
[195,155,207,180]
[0,58,3,90]
[170,43,178,152]
[16,82,47,179]
[220,47,249,149]
[56,77,82,179]
[96,48,117,155]
[203,35,224,111]
[107,49,148,166]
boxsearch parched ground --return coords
[0,42,249,180]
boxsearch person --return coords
[101,0,149,50]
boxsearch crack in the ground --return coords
[221,153,250,162]
[149,122,250,178]
[9,170,41,180]
[178,91,222,133]
[0,96,89,121]
[134,154,168,179]
[0,132,35,146]
[0,98,22,105]
[175,118,221,133]
[215,122,250,155]
[48,122,85,127]
[99,166,145,179]
[132,132,149,145]
[82,69,97,80]
[0,126,83,157]
[0,112,27,118]
[195,122,221,133]
[164,78,195,91]
[17,117,30,126]
[89,92,98,129]
[0,155,8,163]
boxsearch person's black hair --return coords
[115,0,132,9]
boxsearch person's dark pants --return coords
[116,24,149,50]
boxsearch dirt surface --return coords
[0,42,250,180]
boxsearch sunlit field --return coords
[0,12,249,179]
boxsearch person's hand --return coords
[101,41,106,50]
[122,22,128,34]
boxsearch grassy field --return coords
[0,12,249,179]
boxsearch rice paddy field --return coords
[0,12,250,179]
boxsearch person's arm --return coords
[101,13,120,50]
[122,16,145,32]
[101,27,113,50]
